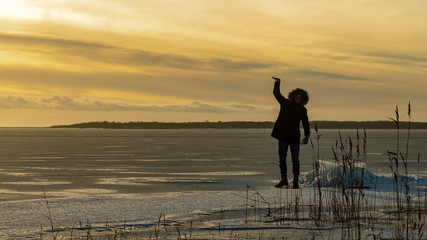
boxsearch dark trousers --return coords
[278,139,300,178]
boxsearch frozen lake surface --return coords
[0,128,426,238]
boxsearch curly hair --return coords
[288,88,309,106]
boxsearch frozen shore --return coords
[3,162,426,239]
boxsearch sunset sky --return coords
[1,0,426,127]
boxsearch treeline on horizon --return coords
[50,121,427,129]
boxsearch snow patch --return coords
[303,160,377,187]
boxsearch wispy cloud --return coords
[356,50,427,67]
[0,95,274,113]
[321,43,427,68]
[288,69,375,83]
[0,33,275,71]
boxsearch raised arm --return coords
[272,77,287,104]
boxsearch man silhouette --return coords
[271,76,310,189]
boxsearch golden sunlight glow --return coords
[0,0,42,19]
[0,0,426,126]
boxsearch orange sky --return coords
[0,0,426,126]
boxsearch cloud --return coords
[0,33,275,71]
[0,66,273,105]
[0,95,274,113]
[356,51,427,67]
[288,69,375,83]
[323,43,427,68]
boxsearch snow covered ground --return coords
[2,162,426,239]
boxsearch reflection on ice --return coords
[167,171,263,176]
[59,188,117,196]
[74,153,135,157]
[133,158,216,162]
[115,171,160,174]
[0,171,37,177]
[97,177,216,185]
[0,188,116,198]
[22,167,65,171]
[1,180,71,185]
[18,156,66,160]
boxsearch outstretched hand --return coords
[272,76,281,83]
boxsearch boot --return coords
[275,176,289,188]
[292,176,299,189]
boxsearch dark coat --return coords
[271,81,310,143]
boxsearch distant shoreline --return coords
[50,121,427,129]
